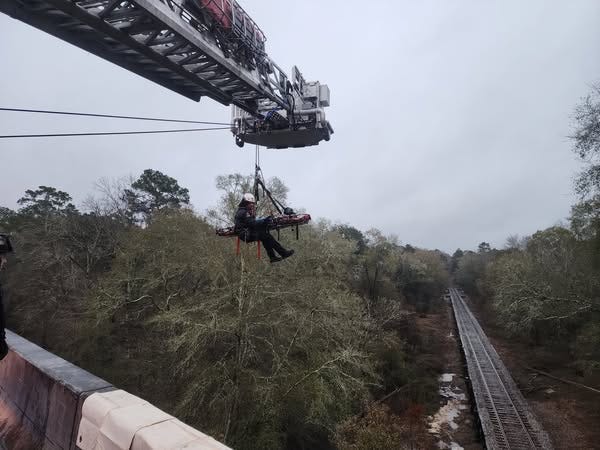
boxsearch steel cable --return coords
[0,107,231,126]
[0,127,231,139]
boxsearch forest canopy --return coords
[0,169,449,450]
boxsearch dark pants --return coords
[0,282,5,340]
[240,228,287,258]
[0,282,7,359]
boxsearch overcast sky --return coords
[1,1,599,252]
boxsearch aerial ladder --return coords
[0,0,333,149]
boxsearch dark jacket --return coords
[234,205,257,233]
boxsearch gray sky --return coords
[1,0,599,252]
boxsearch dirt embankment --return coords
[468,298,600,450]
[417,300,482,450]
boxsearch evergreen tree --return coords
[124,169,190,224]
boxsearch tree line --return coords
[450,84,600,380]
[0,170,450,449]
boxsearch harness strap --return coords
[253,145,286,215]
[255,175,284,214]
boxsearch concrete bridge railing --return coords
[0,330,230,450]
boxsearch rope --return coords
[253,144,260,202]
[251,145,286,215]
[0,127,231,139]
[0,107,231,126]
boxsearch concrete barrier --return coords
[0,331,231,450]
[0,330,114,449]
[77,390,231,449]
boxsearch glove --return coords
[255,216,273,226]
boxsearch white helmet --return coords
[242,193,256,203]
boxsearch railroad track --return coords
[448,288,553,449]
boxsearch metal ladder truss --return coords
[0,0,291,115]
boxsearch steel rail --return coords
[449,288,553,449]
[455,302,510,447]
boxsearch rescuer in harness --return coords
[235,193,294,263]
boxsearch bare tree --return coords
[571,83,600,183]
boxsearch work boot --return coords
[281,249,295,259]
[270,255,283,263]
